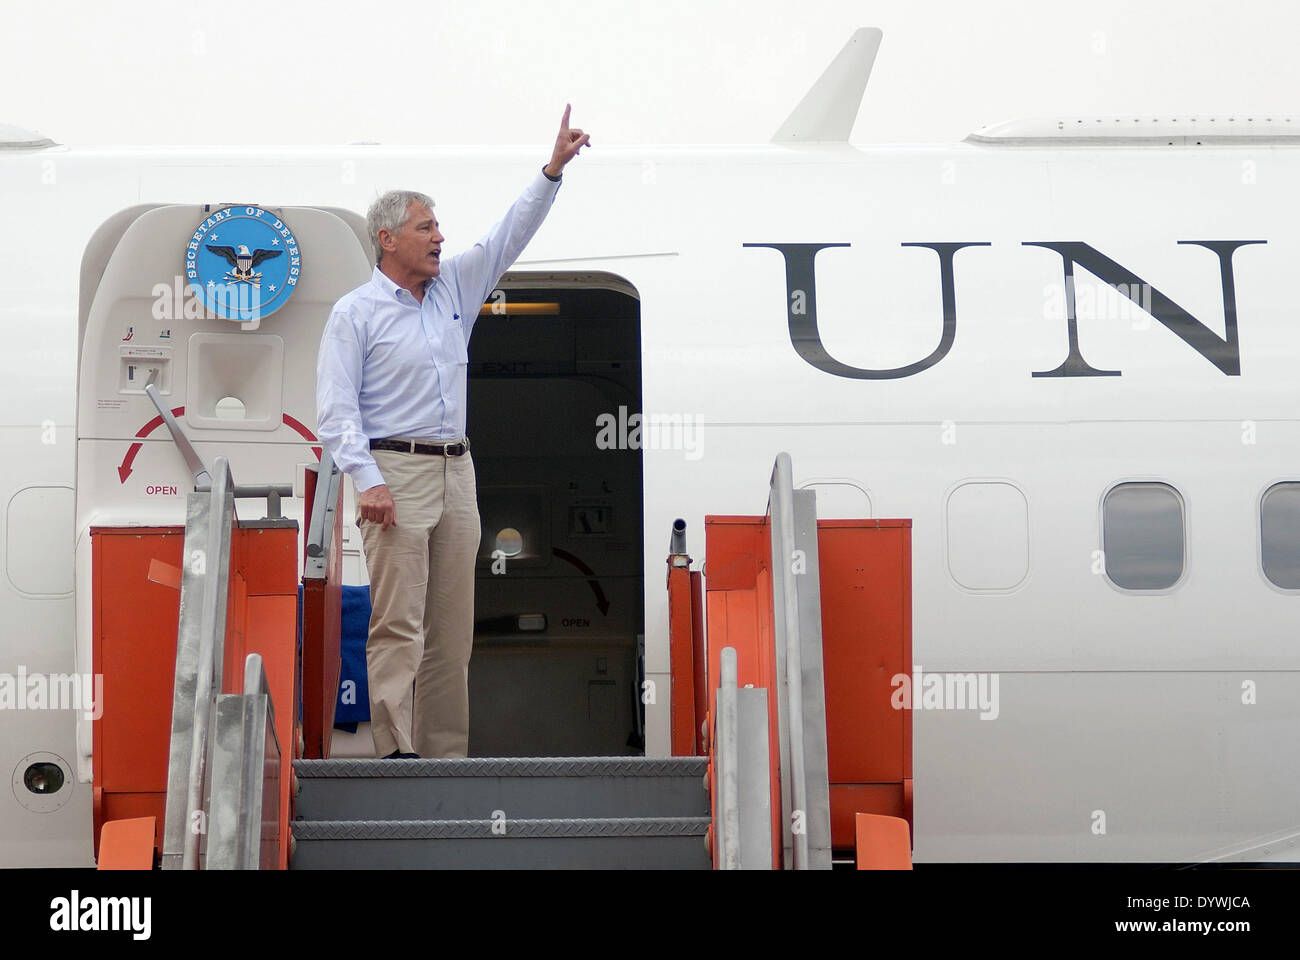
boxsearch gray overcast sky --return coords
[5,0,1299,148]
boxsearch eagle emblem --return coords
[205,243,283,286]
[186,205,302,326]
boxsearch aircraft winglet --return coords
[772,28,881,144]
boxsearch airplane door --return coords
[55,202,369,867]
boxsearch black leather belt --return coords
[370,437,471,456]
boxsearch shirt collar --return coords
[371,264,435,303]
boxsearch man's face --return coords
[381,201,444,281]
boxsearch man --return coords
[316,105,590,759]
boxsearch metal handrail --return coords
[304,447,341,570]
[206,654,280,869]
[160,450,294,870]
[240,654,275,867]
[712,645,773,870]
[768,452,810,869]
[162,455,236,870]
[144,373,212,490]
[715,647,741,869]
[228,483,294,498]
[184,455,233,870]
[243,654,271,708]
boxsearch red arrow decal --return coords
[552,547,610,616]
[120,407,319,485]
[117,443,142,483]
[120,407,185,483]
[282,412,321,461]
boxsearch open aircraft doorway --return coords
[465,273,643,757]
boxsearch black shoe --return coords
[381,750,420,759]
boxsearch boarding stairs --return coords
[95,449,912,870]
[289,756,709,869]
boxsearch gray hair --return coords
[366,189,434,264]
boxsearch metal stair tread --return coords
[292,816,711,840]
[294,755,709,779]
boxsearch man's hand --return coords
[544,103,590,178]
[359,484,397,530]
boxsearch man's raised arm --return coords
[443,104,591,321]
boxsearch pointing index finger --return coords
[562,103,571,129]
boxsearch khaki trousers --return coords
[358,446,480,758]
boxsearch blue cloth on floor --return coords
[335,584,372,727]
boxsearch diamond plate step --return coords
[294,755,709,822]
[289,816,711,870]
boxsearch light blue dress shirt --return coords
[316,167,562,492]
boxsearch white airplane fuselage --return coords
[1,136,1298,866]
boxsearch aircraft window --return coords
[1102,482,1185,590]
[945,481,1029,590]
[495,527,524,558]
[1260,482,1300,589]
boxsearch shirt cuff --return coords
[541,165,561,183]
[528,167,562,202]
[352,463,386,493]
